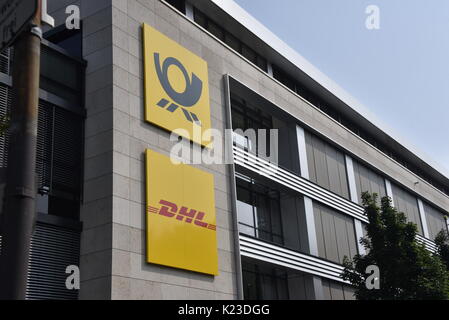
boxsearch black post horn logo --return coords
[154,53,204,126]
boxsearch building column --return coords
[296,125,324,300]
[345,155,366,255]
[417,199,430,239]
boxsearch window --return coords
[35,102,84,221]
[40,45,84,106]
[313,202,358,264]
[165,0,186,14]
[424,203,448,240]
[391,184,423,235]
[272,65,297,92]
[305,132,350,199]
[0,98,83,222]
[193,8,207,28]
[256,56,268,72]
[231,96,273,156]
[321,278,356,300]
[242,260,289,300]
[45,26,83,58]
[236,176,284,246]
[224,33,240,52]
[207,20,225,41]
[241,44,257,65]
[193,7,268,72]
[352,160,387,205]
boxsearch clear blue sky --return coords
[234,0,449,174]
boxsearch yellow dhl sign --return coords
[145,149,218,276]
[142,23,212,147]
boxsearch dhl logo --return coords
[148,200,217,231]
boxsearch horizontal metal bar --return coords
[233,146,368,222]
[234,147,440,254]
[36,213,83,232]
[240,235,349,284]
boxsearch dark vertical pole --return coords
[0,1,42,300]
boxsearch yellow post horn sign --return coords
[145,149,218,276]
[143,24,212,147]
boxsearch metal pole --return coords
[0,1,42,300]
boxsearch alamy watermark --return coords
[168,128,279,166]
[366,265,380,290]
[366,5,381,30]
[42,3,80,30]
[65,265,80,290]
[65,5,81,30]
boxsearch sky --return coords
[234,0,449,174]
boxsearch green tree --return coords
[342,192,449,300]
[435,227,449,271]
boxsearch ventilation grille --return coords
[26,222,80,300]
[51,107,82,193]
[0,98,83,195]
[0,221,80,300]
[0,83,11,168]
[0,48,11,75]
[36,102,53,189]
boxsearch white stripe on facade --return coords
[417,199,430,239]
[296,126,310,180]
[296,125,324,299]
[344,155,367,256]
[185,1,195,20]
[385,179,395,207]
[239,235,349,284]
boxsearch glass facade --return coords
[230,76,448,300]
[169,0,449,196]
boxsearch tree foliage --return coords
[435,228,449,272]
[341,192,449,300]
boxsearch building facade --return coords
[0,0,448,300]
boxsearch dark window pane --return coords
[207,20,224,40]
[241,45,257,64]
[232,111,246,130]
[243,269,259,300]
[53,31,82,58]
[256,56,268,72]
[242,260,290,300]
[166,0,186,14]
[45,28,82,58]
[225,32,240,52]
[48,195,79,220]
[194,9,207,28]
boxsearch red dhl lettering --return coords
[147,200,216,231]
